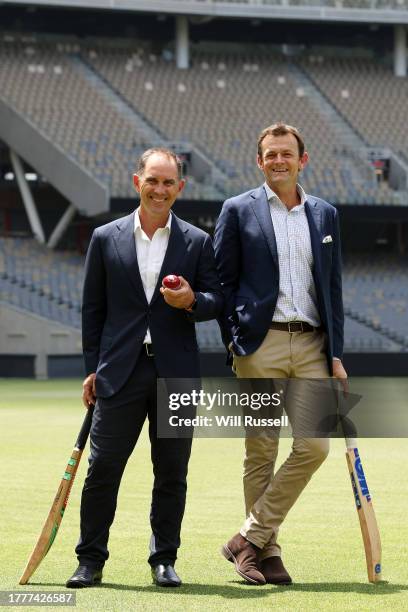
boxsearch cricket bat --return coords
[19,407,94,585]
[345,437,382,583]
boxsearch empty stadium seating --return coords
[86,43,380,203]
[0,236,82,328]
[299,56,408,162]
[1,237,407,352]
[0,37,151,197]
[1,35,406,205]
[343,254,408,350]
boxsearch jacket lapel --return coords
[113,212,148,304]
[250,186,279,269]
[305,197,323,280]
[149,214,191,306]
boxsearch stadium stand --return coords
[1,34,406,205]
[1,237,407,352]
[0,236,82,328]
[298,56,408,164]
[343,254,408,350]
[0,36,223,201]
[0,37,148,196]
[0,17,407,376]
[86,43,385,204]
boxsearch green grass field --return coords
[1,379,407,611]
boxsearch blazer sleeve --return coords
[213,200,241,349]
[81,229,107,375]
[186,233,224,323]
[330,208,344,360]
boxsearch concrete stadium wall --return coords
[0,305,406,378]
[203,352,408,377]
[0,303,82,378]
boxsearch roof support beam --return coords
[47,203,77,249]
[9,149,46,244]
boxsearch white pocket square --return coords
[322,235,333,244]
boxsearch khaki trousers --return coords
[233,328,330,560]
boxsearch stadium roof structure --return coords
[2,0,408,25]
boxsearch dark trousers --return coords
[75,351,192,568]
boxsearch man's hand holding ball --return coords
[161,275,197,311]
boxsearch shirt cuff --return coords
[332,357,341,361]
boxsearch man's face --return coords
[133,153,185,218]
[257,133,308,190]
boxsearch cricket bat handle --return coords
[75,407,94,450]
[345,437,358,449]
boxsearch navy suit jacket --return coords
[213,185,344,374]
[82,211,223,398]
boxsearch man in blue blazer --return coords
[214,123,347,585]
[66,148,222,589]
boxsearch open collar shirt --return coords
[263,182,320,327]
[134,208,172,343]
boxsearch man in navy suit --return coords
[214,123,347,585]
[66,148,222,589]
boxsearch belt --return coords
[269,321,319,333]
[144,343,155,357]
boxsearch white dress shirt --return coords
[264,182,320,327]
[134,208,171,343]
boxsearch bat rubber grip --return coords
[75,406,94,450]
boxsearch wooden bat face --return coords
[19,448,83,585]
[346,447,382,583]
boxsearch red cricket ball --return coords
[162,274,181,290]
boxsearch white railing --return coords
[1,0,407,20]
[160,0,408,9]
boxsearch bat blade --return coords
[19,408,93,585]
[345,445,382,583]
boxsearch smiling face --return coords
[257,132,308,192]
[133,152,185,221]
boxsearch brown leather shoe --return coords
[221,533,266,585]
[260,556,292,585]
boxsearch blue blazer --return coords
[82,211,223,397]
[213,186,344,374]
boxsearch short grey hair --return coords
[137,147,183,179]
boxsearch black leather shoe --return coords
[151,564,182,587]
[66,565,103,588]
